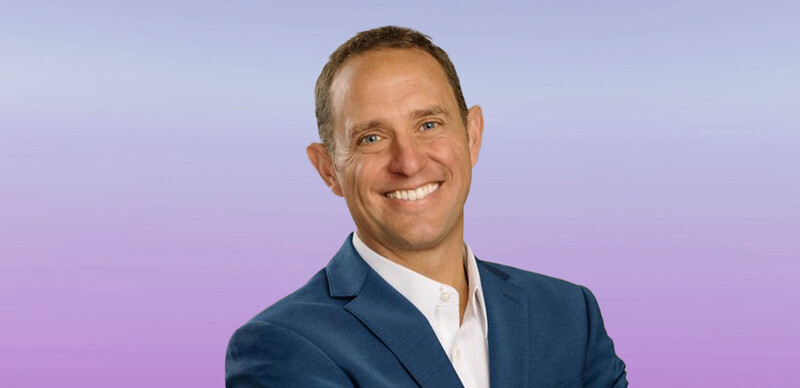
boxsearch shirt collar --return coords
[352,233,489,339]
[463,242,489,339]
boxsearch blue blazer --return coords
[226,235,627,387]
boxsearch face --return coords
[308,48,483,255]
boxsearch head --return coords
[307,26,484,256]
[315,26,469,155]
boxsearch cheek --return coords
[428,138,470,169]
[347,158,380,196]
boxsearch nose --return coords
[387,135,426,176]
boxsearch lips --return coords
[384,182,440,201]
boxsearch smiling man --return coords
[226,26,627,388]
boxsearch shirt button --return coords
[454,349,461,359]
[439,292,451,302]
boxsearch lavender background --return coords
[2,1,799,387]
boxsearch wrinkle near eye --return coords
[333,141,354,167]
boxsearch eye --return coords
[360,134,381,145]
[421,121,438,131]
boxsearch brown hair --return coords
[314,26,468,153]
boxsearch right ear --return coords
[306,143,344,197]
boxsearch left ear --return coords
[466,105,484,166]
[306,142,344,197]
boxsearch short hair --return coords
[315,26,469,154]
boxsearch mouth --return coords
[383,182,441,202]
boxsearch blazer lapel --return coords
[326,234,463,388]
[478,260,530,388]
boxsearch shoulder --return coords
[477,258,590,302]
[479,259,627,386]
[229,265,369,352]
[477,258,606,325]
[243,268,347,329]
[225,269,357,387]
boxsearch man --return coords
[226,26,627,387]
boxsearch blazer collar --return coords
[325,233,371,298]
[325,234,464,388]
[325,235,535,388]
[477,259,531,388]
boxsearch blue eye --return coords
[422,122,437,130]
[361,134,380,144]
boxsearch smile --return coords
[384,182,440,201]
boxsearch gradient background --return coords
[2,1,799,387]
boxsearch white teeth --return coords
[385,182,440,202]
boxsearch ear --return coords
[466,105,484,167]
[306,143,344,197]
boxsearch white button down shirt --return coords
[353,233,490,388]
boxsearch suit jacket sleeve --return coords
[225,321,355,388]
[580,286,628,387]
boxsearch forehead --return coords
[328,48,455,132]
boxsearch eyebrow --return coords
[349,105,450,137]
[410,105,449,120]
[350,119,386,138]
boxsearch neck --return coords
[356,228,469,296]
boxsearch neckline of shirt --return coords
[351,232,488,339]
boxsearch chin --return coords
[386,226,449,251]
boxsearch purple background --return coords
[2,1,799,387]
